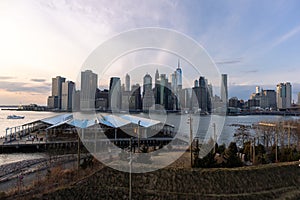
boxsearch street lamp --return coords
[187,114,193,167]
[137,120,141,152]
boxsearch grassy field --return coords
[3,152,300,200]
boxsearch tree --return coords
[224,142,243,168]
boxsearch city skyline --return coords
[1,1,300,105]
[46,67,295,113]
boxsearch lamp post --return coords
[137,120,141,152]
[129,137,133,200]
[213,123,216,154]
[188,114,193,167]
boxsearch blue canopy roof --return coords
[41,113,167,130]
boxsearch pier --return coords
[0,113,185,154]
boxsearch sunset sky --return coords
[1,0,300,105]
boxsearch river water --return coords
[0,108,299,165]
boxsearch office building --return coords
[250,88,277,110]
[143,74,154,111]
[221,74,228,104]
[125,74,130,92]
[130,84,142,110]
[109,77,122,111]
[276,82,292,110]
[47,76,66,110]
[96,89,109,111]
[80,70,98,111]
[72,90,80,111]
[191,76,210,112]
[61,81,75,111]
[176,59,183,90]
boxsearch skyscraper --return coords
[170,73,176,92]
[47,76,65,110]
[109,77,122,111]
[130,84,142,110]
[143,73,152,96]
[143,74,154,111]
[125,73,130,91]
[160,74,167,106]
[221,74,228,104]
[276,82,292,110]
[155,69,159,84]
[176,59,182,90]
[80,70,98,111]
[61,81,75,111]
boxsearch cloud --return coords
[0,76,15,80]
[241,70,258,73]
[30,78,46,82]
[272,24,300,48]
[0,81,50,94]
[215,58,242,65]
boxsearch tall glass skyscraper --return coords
[276,82,292,109]
[109,77,122,111]
[48,76,65,109]
[176,59,182,90]
[125,73,130,91]
[221,74,228,104]
[80,70,98,111]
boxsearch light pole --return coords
[129,137,133,200]
[188,114,193,167]
[213,123,216,154]
[137,120,141,152]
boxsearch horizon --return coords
[1,1,300,105]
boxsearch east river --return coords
[0,108,299,165]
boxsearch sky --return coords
[0,0,300,105]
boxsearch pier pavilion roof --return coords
[40,113,172,130]
[120,115,161,128]
[97,115,131,128]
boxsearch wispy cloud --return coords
[241,70,258,73]
[271,24,300,48]
[215,58,242,65]
[0,81,50,94]
[0,76,15,80]
[30,78,46,82]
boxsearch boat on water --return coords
[7,115,25,119]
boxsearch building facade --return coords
[142,74,154,111]
[61,81,75,111]
[125,73,130,92]
[221,74,228,104]
[80,70,98,111]
[276,82,292,110]
[47,76,66,110]
[109,77,122,111]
